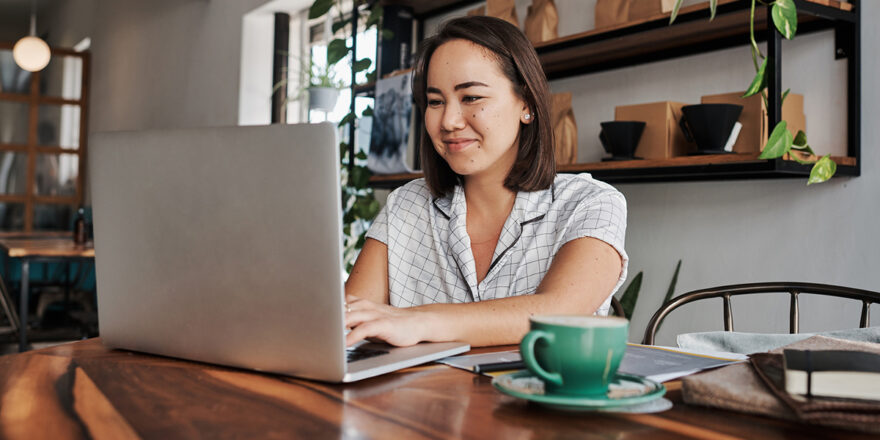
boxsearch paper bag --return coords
[551,92,578,165]
[469,0,519,28]
[595,0,676,29]
[524,0,559,44]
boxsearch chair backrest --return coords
[642,282,880,345]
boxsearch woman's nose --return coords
[440,102,466,132]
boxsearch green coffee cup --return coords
[520,315,629,396]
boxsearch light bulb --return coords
[13,36,51,72]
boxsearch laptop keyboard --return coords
[346,346,390,363]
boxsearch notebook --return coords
[89,123,469,382]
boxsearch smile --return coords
[444,139,476,153]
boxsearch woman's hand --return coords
[344,295,435,347]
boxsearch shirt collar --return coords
[432,182,555,222]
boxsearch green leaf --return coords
[808,155,837,185]
[350,166,371,188]
[663,260,682,305]
[327,38,349,66]
[366,71,377,83]
[788,151,814,165]
[355,150,368,161]
[709,0,718,21]
[742,57,768,98]
[353,58,372,73]
[332,20,347,34]
[337,112,355,128]
[308,0,334,19]
[366,5,383,28]
[656,260,683,332]
[792,129,807,147]
[617,272,643,320]
[781,88,790,105]
[771,0,798,39]
[759,121,792,159]
[381,29,394,40]
[669,0,685,24]
[362,106,374,117]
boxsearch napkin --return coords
[682,335,880,433]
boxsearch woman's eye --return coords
[462,96,482,103]
[427,99,443,107]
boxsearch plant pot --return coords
[308,87,339,112]
[599,121,646,159]
[679,104,743,153]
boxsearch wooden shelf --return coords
[534,0,855,79]
[360,0,859,188]
[368,154,858,189]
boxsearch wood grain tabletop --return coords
[0,339,874,439]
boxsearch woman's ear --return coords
[521,107,534,124]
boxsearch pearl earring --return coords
[524,113,531,120]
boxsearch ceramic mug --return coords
[520,315,629,396]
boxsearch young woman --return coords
[344,16,628,347]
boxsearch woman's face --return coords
[424,39,531,181]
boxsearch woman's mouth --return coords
[444,138,476,153]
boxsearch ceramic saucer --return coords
[492,370,665,411]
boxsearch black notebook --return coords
[783,349,880,401]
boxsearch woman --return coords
[345,16,628,347]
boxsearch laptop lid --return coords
[90,124,350,381]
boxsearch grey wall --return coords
[28,0,879,344]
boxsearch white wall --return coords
[37,0,879,344]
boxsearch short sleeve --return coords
[365,200,390,245]
[561,189,629,315]
[562,190,627,255]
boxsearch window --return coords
[0,44,88,231]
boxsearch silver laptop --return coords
[89,123,469,382]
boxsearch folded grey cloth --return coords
[676,327,880,354]
[682,335,880,434]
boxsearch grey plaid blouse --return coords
[365,173,628,316]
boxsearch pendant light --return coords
[13,0,51,72]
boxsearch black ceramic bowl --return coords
[599,121,646,159]
[679,104,743,153]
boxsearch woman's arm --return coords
[344,236,623,347]
[344,238,389,305]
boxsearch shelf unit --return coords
[353,0,860,188]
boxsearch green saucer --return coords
[492,370,666,411]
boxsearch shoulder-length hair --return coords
[411,15,556,197]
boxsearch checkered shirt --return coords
[365,173,628,315]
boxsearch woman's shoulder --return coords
[386,178,433,207]
[552,173,625,205]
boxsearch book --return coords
[440,344,747,381]
[783,349,880,401]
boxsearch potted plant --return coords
[307,60,343,112]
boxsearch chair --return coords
[642,282,880,345]
[0,272,19,338]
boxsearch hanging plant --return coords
[309,0,385,271]
[670,0,836,184]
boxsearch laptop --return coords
[89,123,469,382]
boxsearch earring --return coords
[524,113,531,120]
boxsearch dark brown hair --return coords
[412,15,556,197]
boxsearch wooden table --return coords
[0,339,873,439]
[0,233,95,352]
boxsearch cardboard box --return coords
[701,92,805,154]
[595,0,674,29]
[614,101,690,159]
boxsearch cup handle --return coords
[599,129,611,154]
[520,330,563,386]
[679,116,694,143]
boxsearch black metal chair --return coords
[642,282,880,345]
[0,272,19,338]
